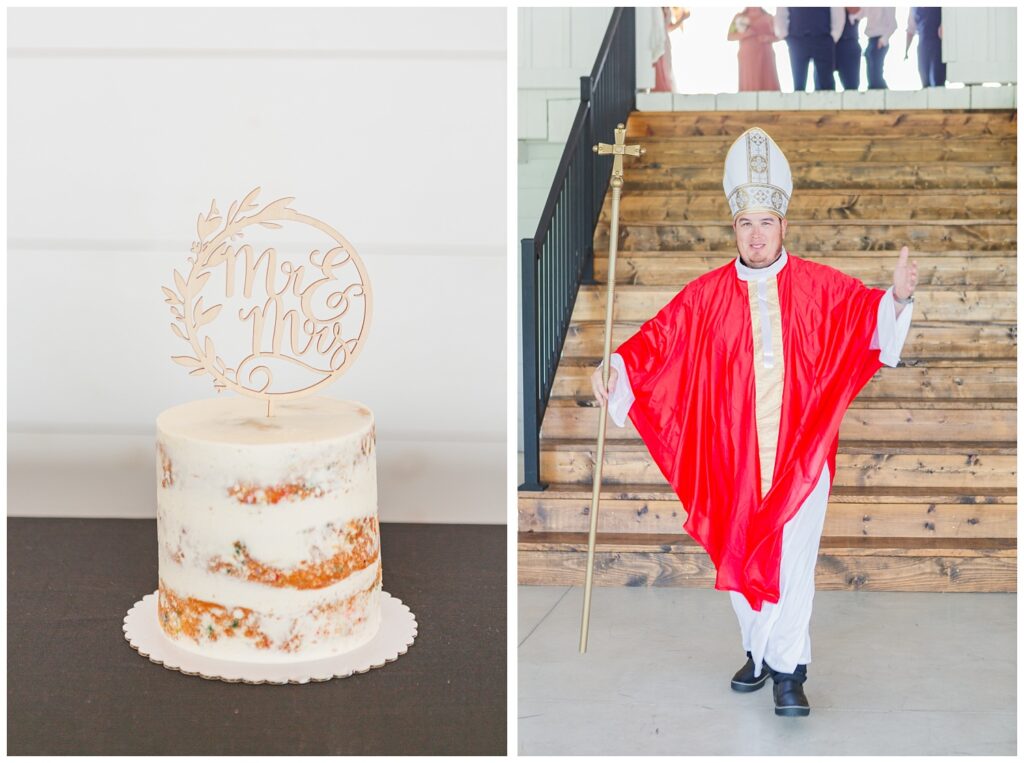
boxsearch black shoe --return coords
[730,651,772,692]
[771,664,810,717]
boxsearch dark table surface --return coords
[8,518,506,755]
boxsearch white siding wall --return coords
[943,7,1017,84]
[8,7,507,523]
[517,7,613,238]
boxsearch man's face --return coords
[733,213,787,268]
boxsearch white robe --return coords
[605,249,914,675]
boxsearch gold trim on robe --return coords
[746,276,786,497]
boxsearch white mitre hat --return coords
[723,127,792,219]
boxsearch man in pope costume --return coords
[591,127,918,717]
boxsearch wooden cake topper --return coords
[163,187,371,413]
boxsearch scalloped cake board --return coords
[123,590,417,684]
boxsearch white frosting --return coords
[155,395,381,663]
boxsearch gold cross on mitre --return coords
[593,123,644,187]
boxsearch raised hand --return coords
[893,245,919,300]
[591,365,618,406]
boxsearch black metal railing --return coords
[520,7,636,491]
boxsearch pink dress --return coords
[652,7,677,92]
[654,50,675,92]
[734,9,780,92]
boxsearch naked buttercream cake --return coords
[155,395,381,662]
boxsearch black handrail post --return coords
[624,7,637,114]
[579,75,597,285]
[519,237,546,492]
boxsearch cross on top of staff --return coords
[593,123,644,187]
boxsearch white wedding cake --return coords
[155,395,381,662]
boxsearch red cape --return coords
[616,252,885,610]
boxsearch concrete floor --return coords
[519,586,1016,755]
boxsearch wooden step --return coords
[517,532,1016,592]
[539,398,1016,443]
[600,190,1017,223]
[594,252,1016,288]
[595,220,1016,252]
[630,136,1016,165]
[518,484,1017,538]
[621,163,1015,191]
[573,285,1015,323]
[550,358,1016,401]
[539,439,1016,488]
[561,321,1017,360]
[626,110,1017,139]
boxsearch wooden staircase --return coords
[519,109,1017,593]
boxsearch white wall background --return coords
[517,7,612,239]
[8,7,507,524]
[943,7,1017,84]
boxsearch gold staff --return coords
[580,123,644,653]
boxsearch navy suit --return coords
[835,11,861,90]
[864,36,890,89]
[785,7,835,91]
[913,7,945,87]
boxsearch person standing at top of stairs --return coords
[727,7,781,93]
[906,7,946,88]
[852,7,898,89]
[835,7,862,90]
[774,7,847,91]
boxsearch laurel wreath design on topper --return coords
[162,187,371,403]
